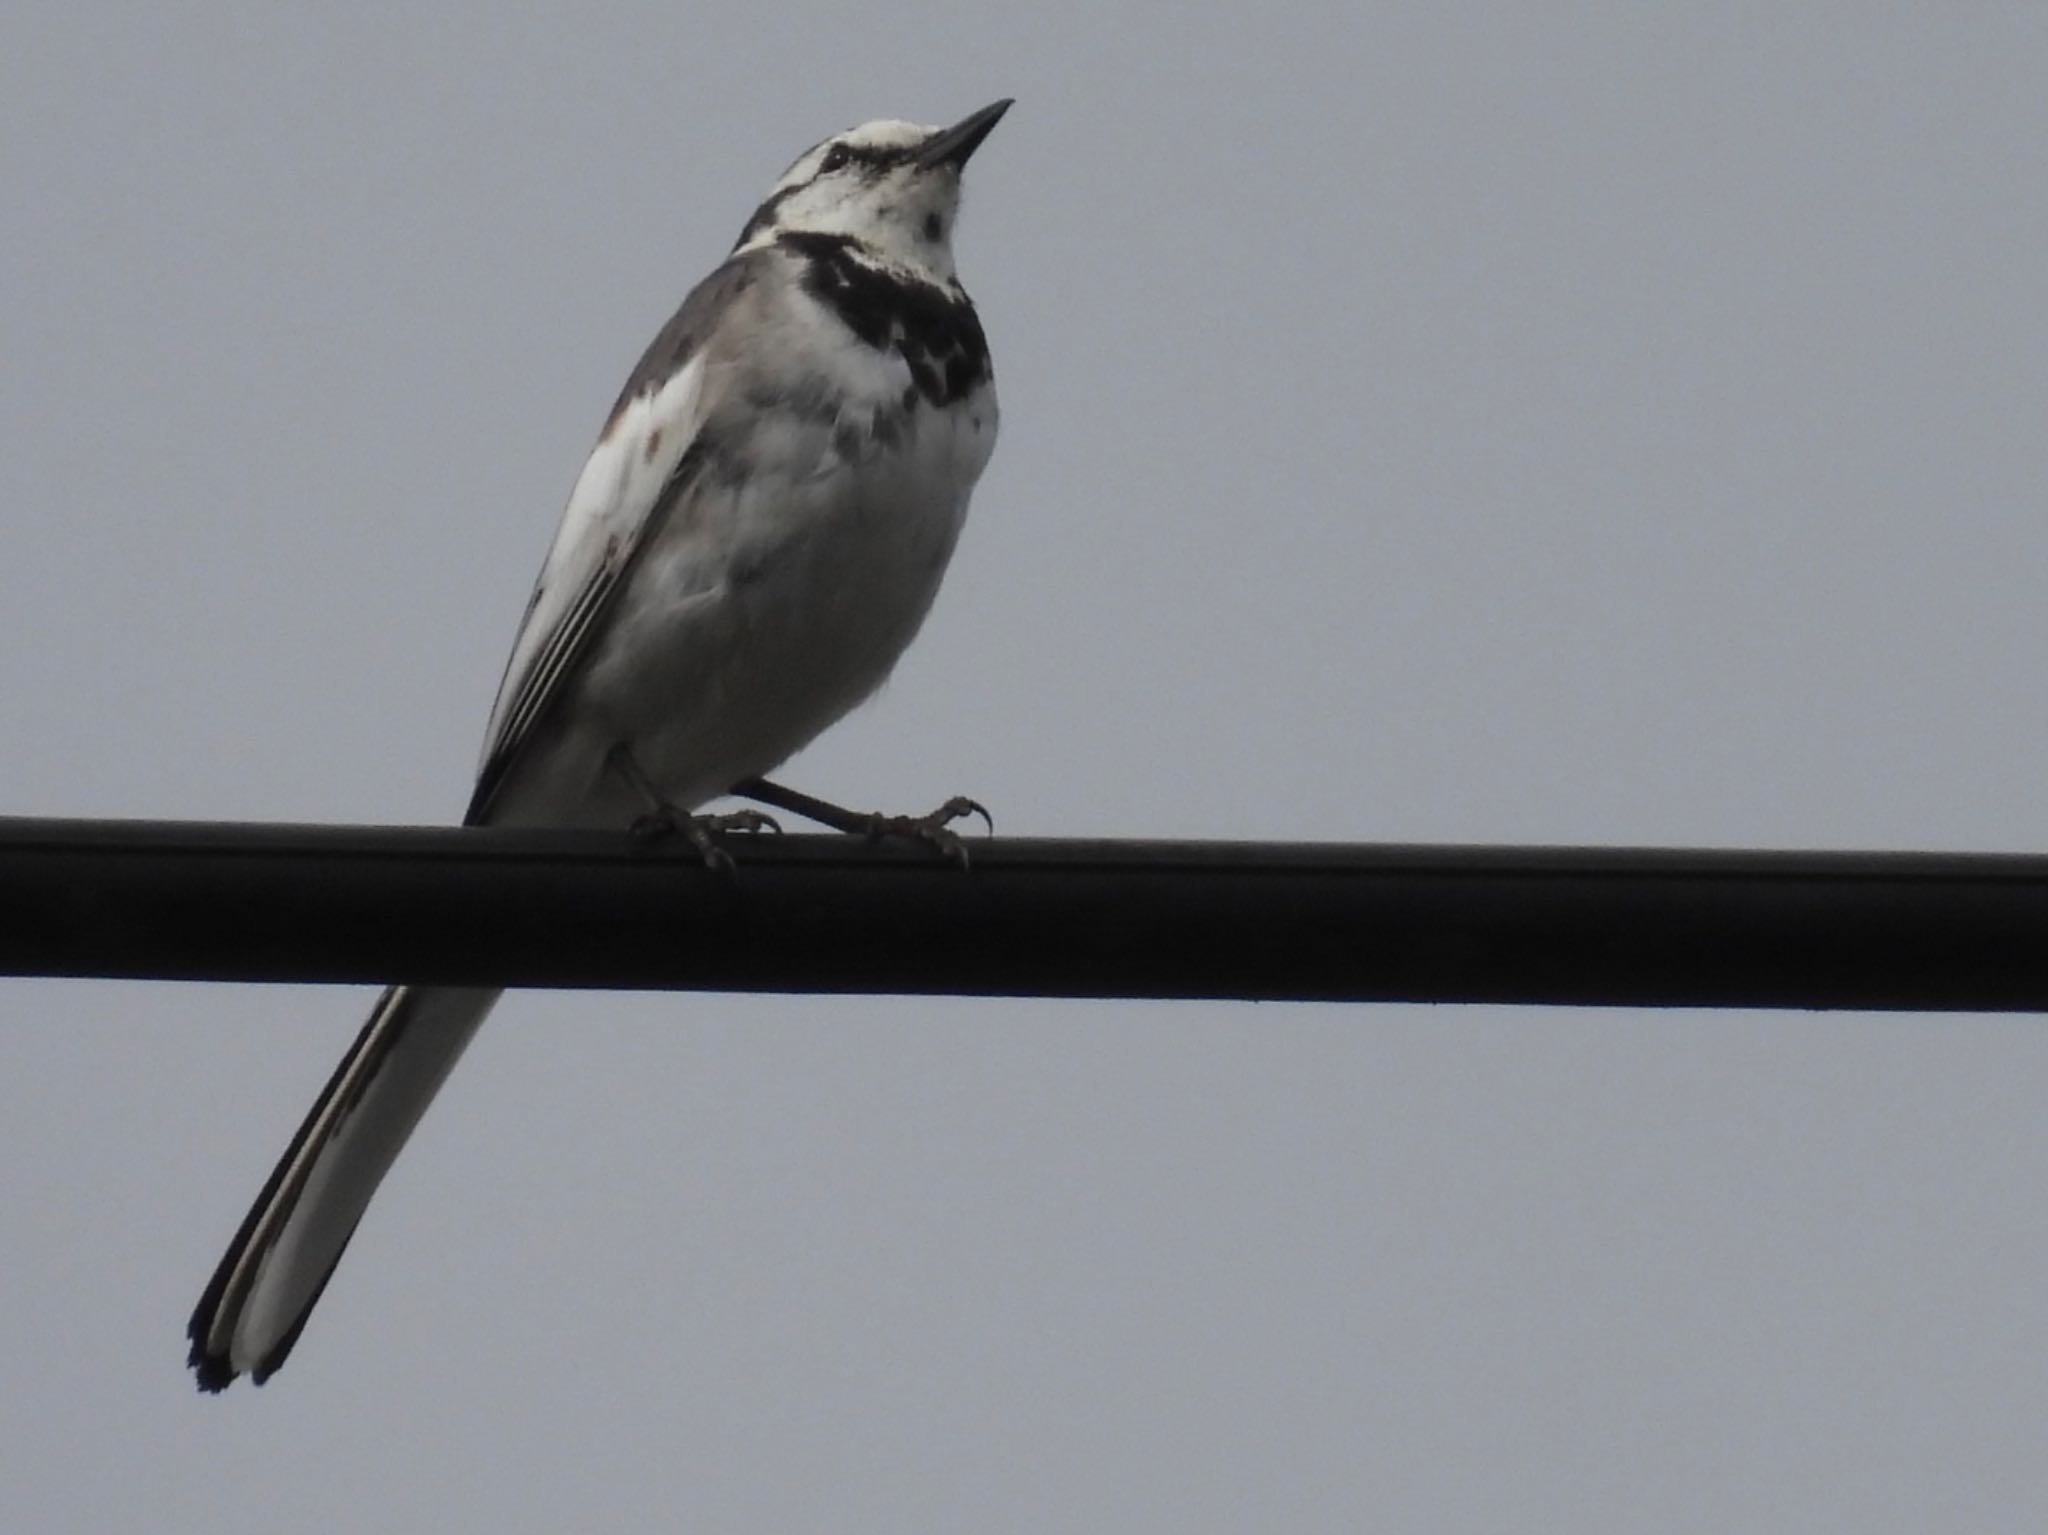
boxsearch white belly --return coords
[487,381,996,829]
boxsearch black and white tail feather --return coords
[187,100,1008,1389]
[187,987,496,1389]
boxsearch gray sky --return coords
[5,4,2048,1529]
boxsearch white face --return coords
[735,119,970,279]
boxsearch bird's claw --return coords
[863,795,993,870]
[631,805,781,871]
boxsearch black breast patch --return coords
[778,231,991,407]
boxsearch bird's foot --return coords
[729,777,992,868]
[860,796,993,870]
[630,805,781,872]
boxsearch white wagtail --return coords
[187,101,1011,1390]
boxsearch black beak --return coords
[916,99,1013,170]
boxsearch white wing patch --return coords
[469,357,708,821]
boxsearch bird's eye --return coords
[820,145,851,173]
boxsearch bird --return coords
[186,100,1011,1390]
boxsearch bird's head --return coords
[734,100,1011,280]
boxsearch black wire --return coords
[2,816,2045,1010]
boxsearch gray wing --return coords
[464,255,766,824]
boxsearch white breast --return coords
[492,367,997,828]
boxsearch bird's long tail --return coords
[187,983,501,1390]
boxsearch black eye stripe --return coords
[815,140,914,178]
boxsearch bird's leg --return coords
[730,776,991,869]
[608,744,779,872]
